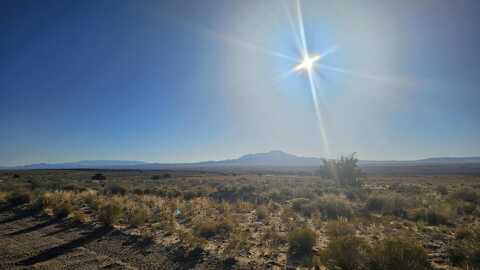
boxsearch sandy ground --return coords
[0,207,223,270]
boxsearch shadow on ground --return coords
[7,218,59,236]
[17,226,112,266]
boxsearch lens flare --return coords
[294,55,320,72]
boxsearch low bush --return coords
[345,188,367,201]
[125,204,149,227]
[71,210,88,223]
[288,227,316,258]
[193,219,233,239]
[317,197,353,219]
[413,207,452,226]
[456,202,477,216]
[7,190,32,206]
[256,205,268,220]
[0,191,8,203]
[448,226,480,269]
[290,198,315,217]
[453,189,479,204]
[53,201,73,218]
[325,219,356,239]
[98,202,123,227]
[366,195,409,218]
[91,173,106,180]
[320,236,370,270]
[105,184,127,195]
[369,238,431,270]
[435,185,448,195]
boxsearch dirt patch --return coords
[0,209,223,270]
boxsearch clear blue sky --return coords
[1,0,480,165]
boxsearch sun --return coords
[294,54,320,72]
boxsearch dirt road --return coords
[0,207,223,270]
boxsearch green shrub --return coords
[320,236,370,270]
[366,195,409,217]
[125,205,149,227]
[317,198,353,219]
[321,153,364,187]
[290,198,315,217]
[369,238,431,270]
[288,227,316,258]
[413,207,452,226]
[325,220,356,239]
[98,202,123,227]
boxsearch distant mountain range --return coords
[2,150,480,170]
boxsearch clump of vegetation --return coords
[321,153,363,187]
[7,190,32,206]
[125,203,149,227]
[325,219,356,239]
[151,173,172,180]
[1,168,478,269]
[435,185,448,195]
[453,188,479,204]
[91,173,106,180]
[53,201,73,218]
[290,197,316,217]
[256,205,268,221]
[366,195,410,217]
[369,238,431,270]
[413,206,453,226]
[193,218,233,239]
[104,184,127,195]
[448,226,480,269]
[98,201,123,227]
[71,210,88,224]
[0,191,9,204]
[320,236,370,270]
[288,227,316,259]
[317,195,353,219]
[177,229,207,248]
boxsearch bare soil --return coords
[0,207,223,270]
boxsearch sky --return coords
[1,0,480,166]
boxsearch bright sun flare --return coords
[294,54,320,72]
